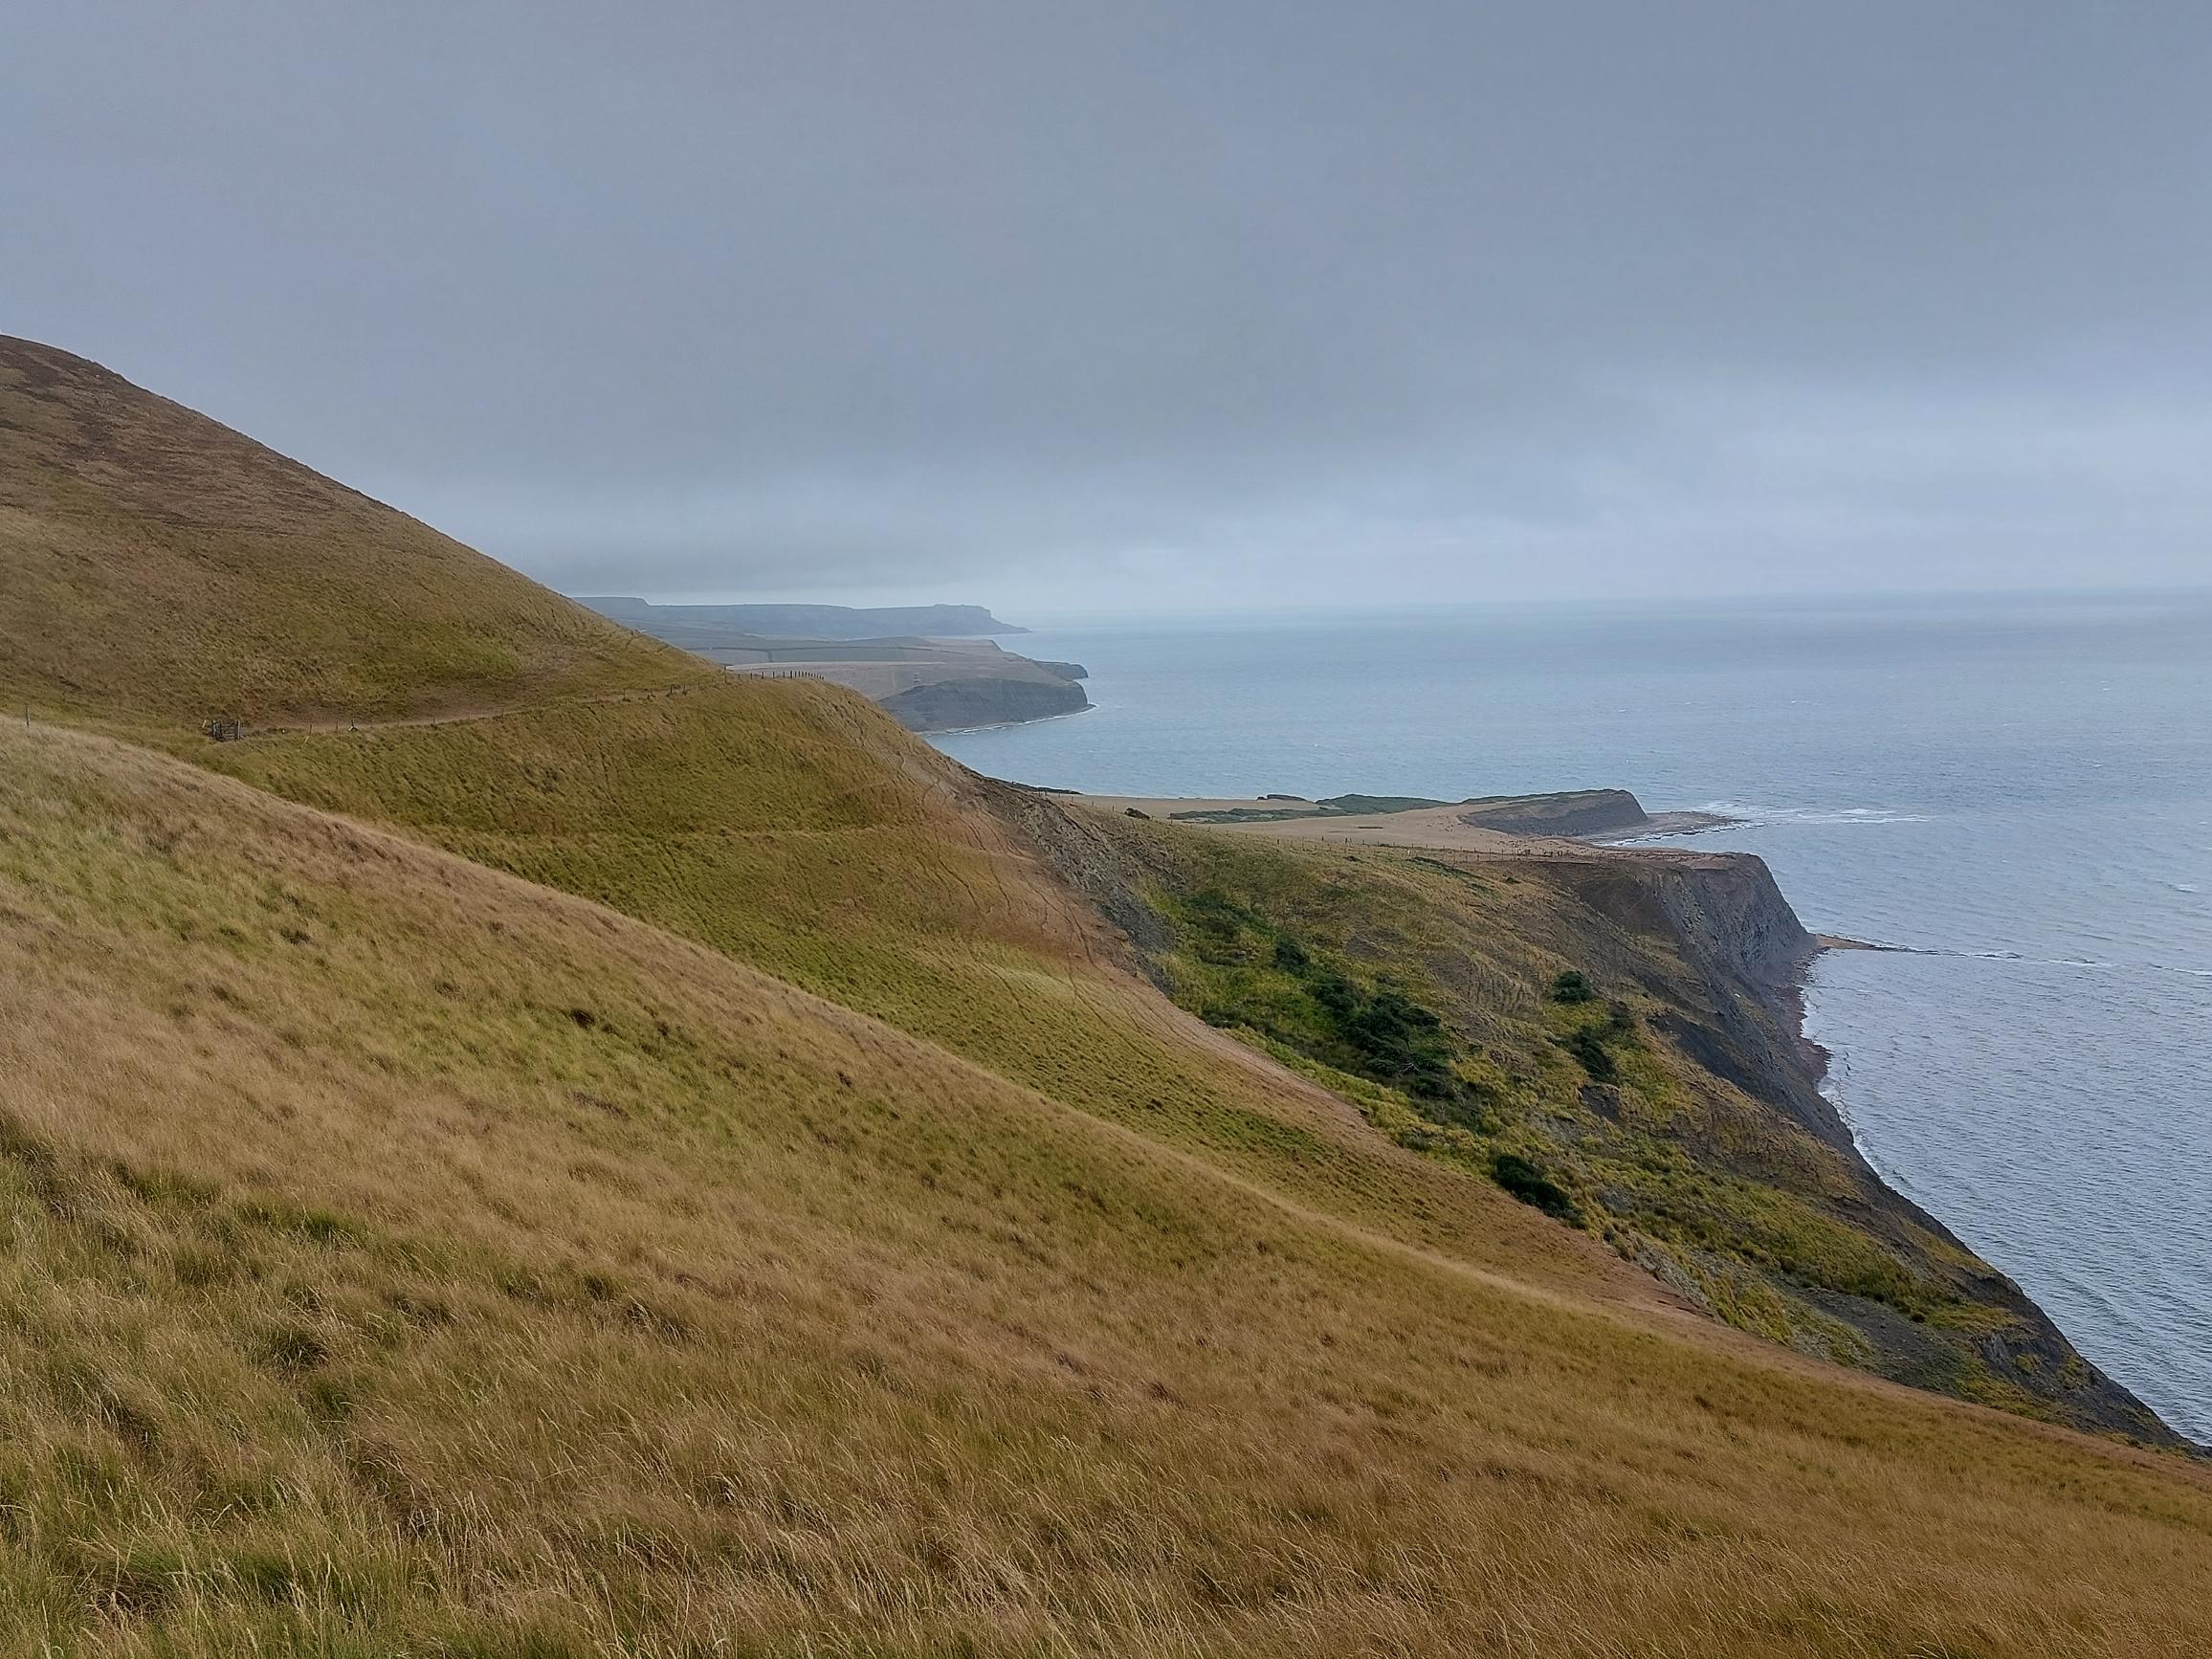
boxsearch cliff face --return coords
[1633,852,1812,993]
[1537,851,1842,1144]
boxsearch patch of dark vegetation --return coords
[1561,1025,1619,1083]
[235,1198,365,1247]
[1490,1152,1580,1224]
[1550,969,1593,1004]
[0,1110,74,1214]
[1166,887,1469,1106]
[1409,855,1487,888]
[1325,979,1459,1100]
[253,1323,331,1376]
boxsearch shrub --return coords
[1308,966,1359,1018]
[1339,988,1456,1098]
[1491,1152,1579,1222]
[1562,1026,1618,1083]
[1551,969,1594,1003]
[1180,888,1261,965]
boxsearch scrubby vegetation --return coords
[1561,1022,1620,1082]
[1107,817,2158,1410]
[1489,1151,1580,1222]
[1174,887,1463,1105]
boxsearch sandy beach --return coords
[1066,793,1734,856]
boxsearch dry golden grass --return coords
[7,719,2212,1656]
[204,676,1635,1295]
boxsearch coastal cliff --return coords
[1540,848,1845,1145]
[1539,847,2174,1443]
[1009,787,2183,1447]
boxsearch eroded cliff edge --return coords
[991,780,2184,1448]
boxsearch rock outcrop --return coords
[1459,788,1652,837]
[878,672,1089,731]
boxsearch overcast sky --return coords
[7,3,2210,614]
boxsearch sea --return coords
[930,593,2212,1443]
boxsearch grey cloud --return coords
[6,2,2209,610]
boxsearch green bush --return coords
[1563,1026,1618,1083]
[1340,987,1457,1099]
[1551,969,1594,1003]
[1491,1152,1579,1222]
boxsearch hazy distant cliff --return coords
[580,597,1025,639]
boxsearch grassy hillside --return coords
[202,681,1617,1286]
[7,340,2212,1651]
[0,337,699,729]
[9,720,2212,1656]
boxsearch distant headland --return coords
[575,597,1084,732]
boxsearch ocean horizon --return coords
[933,590,2212,1441]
